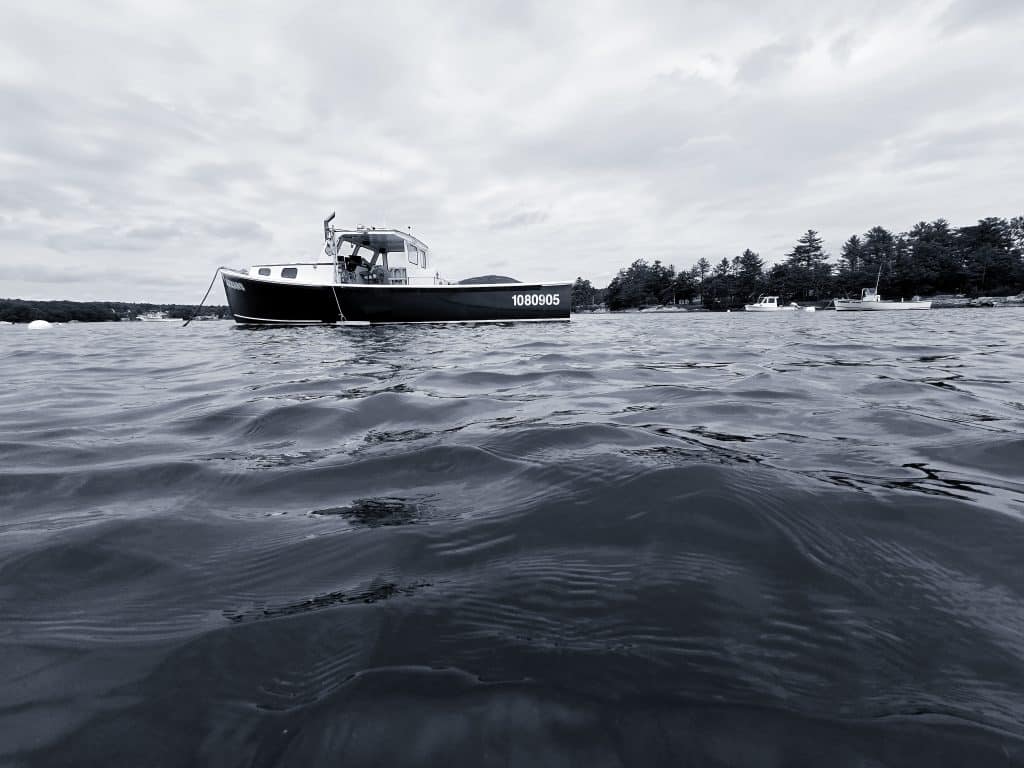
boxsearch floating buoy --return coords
[27,319,53,329]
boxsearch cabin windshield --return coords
[329,227,433,286]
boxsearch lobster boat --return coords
[220,214,571,325]
[833,287,931,311]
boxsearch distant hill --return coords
[458,275,520,285]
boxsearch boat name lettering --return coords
[512,293,560,307]
[225,279,246,291]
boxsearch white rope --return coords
[331,285,345,323]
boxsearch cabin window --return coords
[281,267,298,279]
[258,268,271,276]
[407,244,420,266]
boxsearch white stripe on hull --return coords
[232,314,331,324]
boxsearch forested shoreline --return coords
[572,216,1024,311]
[0,299,228,323]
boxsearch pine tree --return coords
[785,230,831,300]
[839,235,862,274]
[672,270,697,304]
[906,220,958,294]
[735,249,764,300]
[861,226,896,276]
[786,230,829,271]
[571,277,595,310]
[958,218,1016,294]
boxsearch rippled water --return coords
[2,311,1023,766]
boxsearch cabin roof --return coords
[336,228,429,254]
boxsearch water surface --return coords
[2,310,1023,766]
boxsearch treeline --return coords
[576,216,1024,311]
[0,299,229,323]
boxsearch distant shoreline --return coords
[4,294,1021,324]
[580,293,1024,314]
[0,298,229,324]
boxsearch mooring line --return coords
[182,267,227,327]
[331,285,346,323]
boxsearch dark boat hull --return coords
[221,272,571,324]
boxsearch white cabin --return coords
[745,295,800,312]
[243,217,447,287]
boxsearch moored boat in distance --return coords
[744,296,799,312]
[220,213,570,325]
[833,288,932,311]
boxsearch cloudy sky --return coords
[1,0,1022,302]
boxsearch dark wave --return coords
[1,312,1023,765]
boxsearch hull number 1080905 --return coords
[513,293,560,307]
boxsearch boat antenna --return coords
[874,263,883,293]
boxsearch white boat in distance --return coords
[834,288,931,311]
[744,296,799,312]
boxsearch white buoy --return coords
[27,319,53,329]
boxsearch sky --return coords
[1,0,1022,303]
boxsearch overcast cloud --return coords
[1,0,1021,302]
